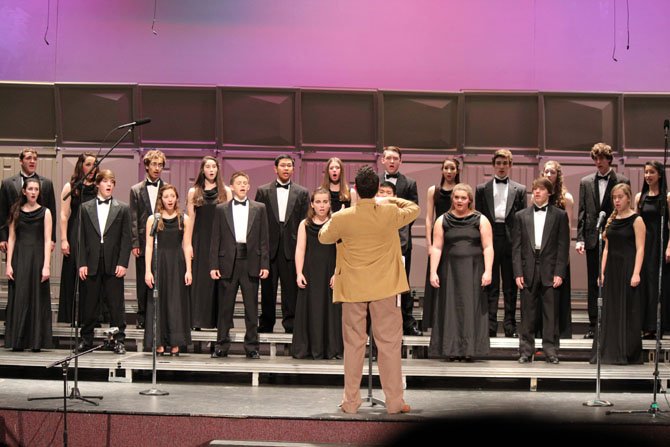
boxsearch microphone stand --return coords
[606,120,670,418]
[26,127,134,406]
[140,217,168,396]
[583,216,612,407]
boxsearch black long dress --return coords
[422,186,452,330]
[329,189,350,212]
[58,182,97,323]
[429,211,489,358]
[639,193,670,333]
[5,207,52,350]
[591,214,643,365]
[190,188,219,328]
[144,216,192,349]
[291,221,343,359]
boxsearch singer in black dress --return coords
[321,157,356,212]
[58,153,98,324]
[292,188,343,359]
[187,156,231,329]
[145,185,193,355]
[429,184,493,360]
[634,161,670,338]
[5,178,53,351]
[592,184,645,365]
[423,157,459,330]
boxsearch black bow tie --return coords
[20,173,36,181]
[146,179,160,187]
[533,205,547,212]
[596,174,610,181]
[494,177,509,184]
[97,197,112,205]
[275,182,290,189]
[385,173,399,179]
[233,200,247,206]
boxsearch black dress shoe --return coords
[489,330,497,337]
[211,349,227,358]
[404,326,423,336]
[77,342,93,352]
[505,329,518,338]
[546,356,560,364]
[583,329,595,339]
[113,343,126,355]
[258,327,273,334]
[518,355,531,364]
[246,350,261,359]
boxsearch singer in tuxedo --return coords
[513,177,569,364]
[475,149,527,337]
[380,146,421,336]
[0,148,57,252]
[129,150,166,329]
[576,143,629,339]
[78,170,132,354]
[210,172,269,358]
[254,154,309,333]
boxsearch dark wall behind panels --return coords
[624,96,670,152]
[139,86,217,148]
[56,84,137,146]
[381,92,458,150]
[544,94,619,153]
[0,84,56,145]
[301,91,377,149]
[221,89,296,149]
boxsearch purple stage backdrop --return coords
[1,0,670,92]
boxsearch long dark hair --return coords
[155,184,183,232]
[9,178,41,226]
[69,152,98,197]
[438,157,461,188]
[192,156,227,207]
[305,187,331,227]
[637,160,667,213]
[543,160,567,209]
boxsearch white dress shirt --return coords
[384,171,398,185]
[493,177,509,223]
[97,196,112,243]
[232,199,249,243]
[597,169,612,206]
[147,179,160,212]
[533,202,548,250]
[276,180,290,223]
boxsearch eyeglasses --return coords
[149,162,164,168]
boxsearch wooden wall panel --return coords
[139,86,217,148]
[0,84,56,145]
[623,95,670,152]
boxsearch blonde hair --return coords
[449,183,474,211]
[155,184,183,232]
[543,160,566,209]
[320,157,351,203]
[604,183,632,234]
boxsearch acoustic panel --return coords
[464,94,538,150]
[623,95,670,151]
[301,91,376,148]
[140,87,217,147]
[0,84,56,144]
[57,85,136,145]
[382,92,458,149]
[544,95,618,152]
[221,89,296,148]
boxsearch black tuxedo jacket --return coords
[576,171,630,250]
[254,181,309,260]
[384,172,419,251]
[129,179,163,255]
[0,173,57,243]
[475,178,527,243]
[512,204,570,287]
[78,198,132,276]
[209,200,270,279]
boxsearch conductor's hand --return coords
[430,272,440,288]
[552,275,563,288]
[210,269,221,280]
[516,277,525,289]
[297,273,307,289]
[145,272,154,289]
[329,275,335,289]
[259,269,269,279]
[115,266,127,278]
[79,266,88,280]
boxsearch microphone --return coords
[596,211,607,230]
[149,213,161,237]
[116,118,151,129]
